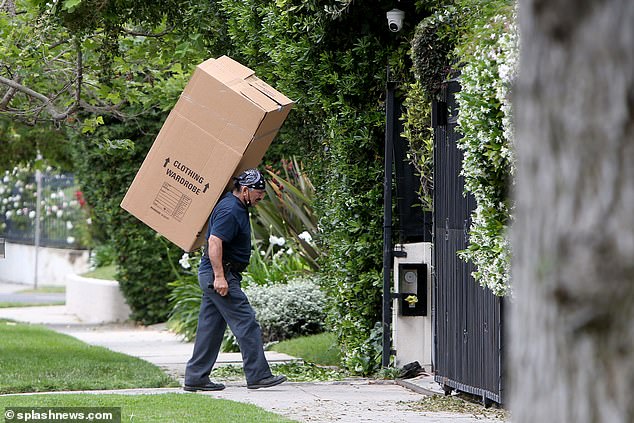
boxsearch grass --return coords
[81,264,117,280]
[0,285,65,308]
[16,286,66,294]
[0,393,296,423]
[0,320,176,394]
[213,361,349,383]
[269,332,341,367]
[0,301,65,308]
[214,332,347,382]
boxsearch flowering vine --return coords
[454,8,518,296]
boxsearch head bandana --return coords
[235,168,266,190]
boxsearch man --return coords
[184,168,286,391]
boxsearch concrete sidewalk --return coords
[0,290,505,422]
[0,305,297,382]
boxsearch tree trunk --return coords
[511,1,634,422]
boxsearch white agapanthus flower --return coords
[66,221,73,229]
[29,211,36,219]
[179,253,191,269]
[269,235,286,247]
[67,236,75,244]
[298,231,312,243]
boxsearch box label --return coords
[151,182,192,222]
[163,157,210,196]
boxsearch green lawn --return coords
[0,393,296,423]
[81,264,117,280]
[0,321,176,394]
[16,286,66,294]
[0,301,65,308]
[270,332,341,367]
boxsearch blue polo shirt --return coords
[199,192,251,273]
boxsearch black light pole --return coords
[382,71,396,368]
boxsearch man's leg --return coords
[218,273,272,385]
[184,272,227,387]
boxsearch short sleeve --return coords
[209,208,238,242]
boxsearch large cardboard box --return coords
[120,56,294,251]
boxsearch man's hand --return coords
[213,276,229,297]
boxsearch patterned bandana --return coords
[235,168,266,190]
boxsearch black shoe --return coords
[183,382,226,392]
[247,375,287,390]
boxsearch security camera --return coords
[386,8,405,32]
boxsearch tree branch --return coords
[0,74,69,120]
[122,25,174,37]
[0,73,21,109]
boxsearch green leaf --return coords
[62,0,83,12]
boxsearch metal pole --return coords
[382,72,396,368]
[34,163,42,289]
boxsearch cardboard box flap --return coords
[197,56,254,85]
[246,76,293,107]
[239,84,285,113]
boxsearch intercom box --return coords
[120,56,294,251]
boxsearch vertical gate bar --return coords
[382,76,396,368]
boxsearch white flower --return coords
[286,247,294,255]
[29,211,36,219]
[51,193,57,199]
[56,210,63,218]
[298,231,313,243]
[86,218,92,225]
[66,221,73,229]
[5,210,13,218]
[269,235,286,247]
[179,253,191,269]
[67,236,75,244]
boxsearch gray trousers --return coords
[184,270,272,386]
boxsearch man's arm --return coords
[208,235,229,296]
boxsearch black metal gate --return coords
[432,79,504,405]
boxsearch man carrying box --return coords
[184,168,286,391]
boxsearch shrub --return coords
[252,158,321,270]
[244,276,327,343]
[169,274,326,349]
